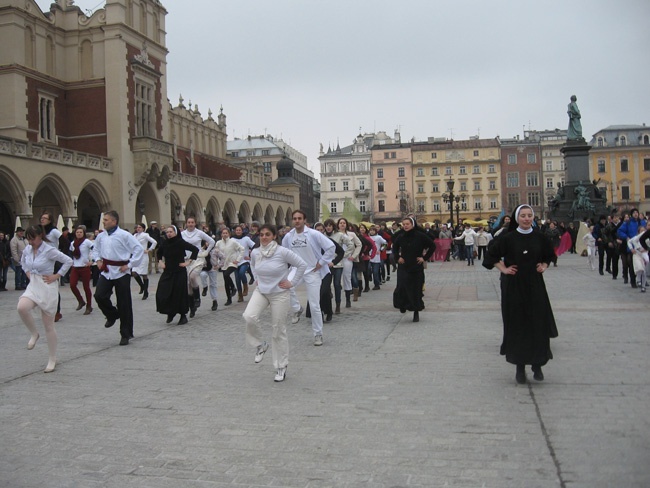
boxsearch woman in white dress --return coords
[18,225,73,373]
[181,217,215,316]
[132,223,158,300]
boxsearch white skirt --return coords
[21,274,59,317]
[132,253,150,276]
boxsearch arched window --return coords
[597,137,604,147]
[620,135,627,146]
[643,135,649,145]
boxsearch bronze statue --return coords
[567,95,583,140]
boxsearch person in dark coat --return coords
[392,216,435,323]
[483,205,558,385]
[155,225,199,325]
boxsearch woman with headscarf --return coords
[18,225,73,373]
[392,216,435,323]
[482,205,558,385]
[132,223,158,300]
[155,225,199,325]
[69,225,94,315]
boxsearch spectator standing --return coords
[10,227,28,290]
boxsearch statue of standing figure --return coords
[567,95,583,141]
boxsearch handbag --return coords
[473,250,478,258]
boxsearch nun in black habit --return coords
[155,225,199,325]
[483,205,558,384]
[392,216,435,322]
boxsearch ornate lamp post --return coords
[454,193,466,227]
[441,176,455,227]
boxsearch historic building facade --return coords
[498,135,543,216]
[0,0,294,235]
[589,124,650,215]
[370,137,413,221]
[526,129,568,219]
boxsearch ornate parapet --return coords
[0,135,112,172]
[170,172,294,204]
[132,136,174,189]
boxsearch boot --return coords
[189,301,196,318]
[211,300,218,311]
[413,310,419,322]
[335,303,341,314]
[193,287,201,308]
[364,282,370,293]
[142,290,148,300]
[225,295,232,306]
[352,288,359,302]
[345,290,352,308]
[83,305,92,315]
[178,314,188,325]
[237,291,244,303]
[76,299,85,311]
[202,287,208,297]
[142,278,149,300]
[243,283,249,296]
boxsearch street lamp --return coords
[454,193,466,227]
[441,176,456,227]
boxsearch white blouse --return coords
[22,243,72,276]
[181,229,215,258]
[215,238,244,270]
[135,231,158,252]
[251,245,307,294]
[69,239,94,267]
[232,235,256,265]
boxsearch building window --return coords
[508,154,517,165]
[417,183,424,193]
[507,193,520,209]
[330,202,337,213]
[490,198,497,209]
[546,177,554,189]
[359,180,365,190]
[526,172,539,186]
[445,166,452,175]
[621,186,630,200]
[459,166,466,175]
[384,151,397,159]
[399,181,406,191]
[488,164,496,173]
[343,181,349,191]
[473,150,479,157]
[644,159,650,172]
[527,192,540,207]
[431,152,437,159]
[263,162,272,173]
[474,181,481,191]
[546,161,553,171]
[231,151,239,157]
[621,159,629,172]
[433,201,440,211]
[460,182,467,191]
[398,167,405,177]
[377,168,384,178]
[507,172,519,188]
[262,149,270,156]
[619,135,627,146]
[527,153,536,164]
[417,200,426,213]
[597,137,604,147]
[377,182,384,192]
[330,181,336,191]
[489,180,496,190]
[473,165,480,174]
[135,80,155,137]
[461,201,467,211]
[432,167,439,176]
[432,183,439,193]
[645,185,650,199]
[417,167,424,177]
[597,160,606,173]
[359,200,366,212]
[643,135,650,145]
[560,160,565,171]
[474,199,482,210]
[378,200,385,212]
[246,150,254,156]
[38,94,56,142]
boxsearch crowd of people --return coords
[2,205,648,382]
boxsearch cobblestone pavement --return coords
[0,252,648,487]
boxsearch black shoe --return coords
[104,318,116,328]
[166,314,175,324]
[386,276,390,281]
[515,365,526,384]
[178,315,188,325]
[400,308,406,314]
[372,285,380,290]
[194,298,201,308]
[189,308,196,318]
[202,287,207,297]
[612,276,617,280]
[599,270,604,275]
[142,290,148,300]
[413,311,419,322]
[211,300,218,311]
[119,337,129,346]
[624,278,628,284]
[138,288,144,295]
[532,365,544,381]
[364,285,370,293]
[225,298,232,306]
[606,269,611,274]
[325,312,332,322]
[248,276,255,285]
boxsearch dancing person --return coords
[583,225,597,271]
[181,217,215,315]
[17,225,72,372]
[358,223,376,293]
[476,226,492,260]
[200,241,219,311]
[10,227,28,290]
[39,212,63,321]
[617,208,647,289]
[132,223,158,300]
[69,226,94,315]
[146,221,162,274]
[243,224,307,382]
[627,225,649,292]
[482,205,558,384]
[215,227,244,306]
[460,223,478,266]
[324,219,352,313]
[282,210,336,346]
[368,226,386,290]
[92,211,144,346]
[232,225,256,302]
[337,218,361,306]
[156,225,199,325]
[392,217,435,323]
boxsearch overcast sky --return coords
[38,0,650,178]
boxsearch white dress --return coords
[21,244,72,316]
[133,232,158,275]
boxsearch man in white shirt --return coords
[282,210,336,346]
[92,211,144,346]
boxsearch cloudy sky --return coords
[38,0,650,178]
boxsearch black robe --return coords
[483,229,558,366]
[155,236,198,317]
[392,229,435,312]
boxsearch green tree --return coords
[342,197,362,224]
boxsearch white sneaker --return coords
[254,341,269,363]
[314,334,323,346]
[291,306,303,324]
[274,367,287,382]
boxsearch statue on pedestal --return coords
[567,95,583,141]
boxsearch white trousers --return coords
[341,259,353,291]
[288,268,324,336]
[243,288,290,369]
[200,270,218,300]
